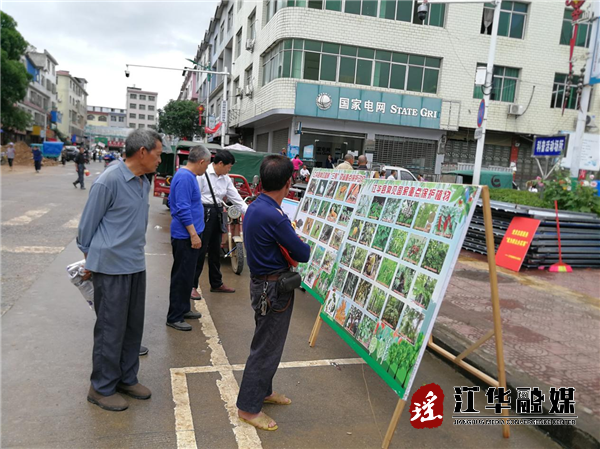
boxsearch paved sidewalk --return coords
[436,252,600,448]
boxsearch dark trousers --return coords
[168,238,200,323]
[34,160,42,171]
[91,271,146,396]
[236,278,294,414]
[8,158,13,167]
[193,205,223,289]
[74,164,85,188]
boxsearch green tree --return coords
[1,12,32,131]
[158,100,204,140]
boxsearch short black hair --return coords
[214,149,235,166]
[260,155,293,192]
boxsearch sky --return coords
[2,0,220,110]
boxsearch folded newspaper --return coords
[66,260,94,309]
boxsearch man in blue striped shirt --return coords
[77,129,163,412]
[166,145,212,331]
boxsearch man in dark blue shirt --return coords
[237,155,310,431]
[167,145,211,331]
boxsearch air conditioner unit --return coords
[246,39,255,51]
[235,87,243,97]
[507,104,524,116]
[244,85,253,97]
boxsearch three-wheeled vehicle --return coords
[440,162,517,189]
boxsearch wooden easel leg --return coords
[308,305,324,347]
[382,399,406,449]
[481,186,511,439]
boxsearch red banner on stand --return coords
[496,217,541,271]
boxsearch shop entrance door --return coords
[299,131,365,168]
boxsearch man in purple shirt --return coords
[166,145,211,331]
[237,155,311,431]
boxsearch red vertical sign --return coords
[496,217,541,271]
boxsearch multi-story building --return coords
[126,87,158,129]
[56,70,88,142]
[17,49,59,143]
[87,106,127,128]
[197,0,599,187]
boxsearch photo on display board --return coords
[317,201,330,219]
[382,295,405,330]
[356,315,377,348]
[311,244,326,267]
[337,206,354,227]
[366,287,387,317]
[392,265,416,298]
[368,196,387,220]
[372,225,392,251]
[396,200,418,227]
[376,257,398,288]
[327,203,341,222]
[351,247,368,273]
[322,249,337,273]
[316,180,328,196]
[333,267,348,290]
[421,239,450,274]
[434,205,462,239]
[399,307,425,345]
[330,229,345,250]
[343,272,359,297]
[303,217,315,235]
[340,243,356,267]
[354,279,371,307]
[381,198,402,223]
[335,182,350,201]
[301,197,312,214]
[348,219,363,242]
[413,203,439,233]
[363,252,382,279]
[309,199,320,216]
[310,221,324,239]
[346,183,361,203]
[334,298,352,326]
[305,266,318,288]
[307,178,318,195]
[356,195,371,218]
[402,234,428,266]
[358,222,377,247]
[386,228,409,257]
[324,289,340,316]
[344,306,363,336]
[408,273,438,310]
[325,181,338,198]
[368,323,396,366]
[319,224,334,244]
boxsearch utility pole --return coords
[569,0,599,182]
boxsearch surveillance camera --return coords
[125,70,130,78]
[417,3,429,21]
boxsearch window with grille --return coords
[551,73,580,110]
[481,1,528,39]
[473,65,519,103]
[374,135,437,174]
[560,8,591,47]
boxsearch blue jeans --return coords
[75,164,85,188]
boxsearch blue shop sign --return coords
[294,83,442,129]
[533,135,567,157]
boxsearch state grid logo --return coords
[316,92,332,111]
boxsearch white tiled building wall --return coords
[225,1,599,136]
[126,88,158,129]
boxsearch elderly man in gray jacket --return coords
[77,129,163,412]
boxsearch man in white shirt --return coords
[193,150,248,298]
[387,170,398,180]
[299,165,310,182]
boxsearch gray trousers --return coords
[75,164,85,188]
[236,278,294,414]
[91,271,146,396]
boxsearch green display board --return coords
[296,169,481,400]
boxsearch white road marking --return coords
[170,297,367,449]
[1,246,64,254]
[2,208,50,226]
[63,218,80,229]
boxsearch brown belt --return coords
[253,274,280,281]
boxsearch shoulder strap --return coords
[204,171,219,207]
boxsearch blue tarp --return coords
[42,141,63,158]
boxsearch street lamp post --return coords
[420,0,502,186]
[125,63,231,149]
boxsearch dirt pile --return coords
[2,142,60,166]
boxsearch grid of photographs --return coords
[296,169,369,300]
[322,179,480,399]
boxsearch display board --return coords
[297,173,481,400]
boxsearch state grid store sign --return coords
[294,82,442,129]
